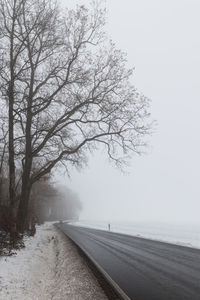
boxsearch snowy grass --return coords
[0,223,108,300]
[72,220,200,249]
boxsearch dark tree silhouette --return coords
[0,0,151,233]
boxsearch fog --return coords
[58,0,200,225]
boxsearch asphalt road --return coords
[57,223,200,300]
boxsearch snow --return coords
[0,223,108,300]
[72,220,200,249]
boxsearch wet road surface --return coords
[57,223,200,300]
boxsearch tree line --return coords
[0,174,82,235]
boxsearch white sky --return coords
[58,0,200,225]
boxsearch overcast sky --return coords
[58,0,200,225]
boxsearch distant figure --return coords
[108,223,111,231]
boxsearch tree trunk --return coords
[8,0,17,235]
[8,75,18,238]
[17,61,34,232]
[8,91,16,212]
[8,67,17,240]
[17,177,31,233]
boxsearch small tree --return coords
[0,0,152,233]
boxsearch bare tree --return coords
[0,0,152,233]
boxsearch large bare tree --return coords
[0,0,151,232]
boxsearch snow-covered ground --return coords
[0,223,108,300]
[72,220,200,249]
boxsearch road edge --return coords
[55,223,131,300]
